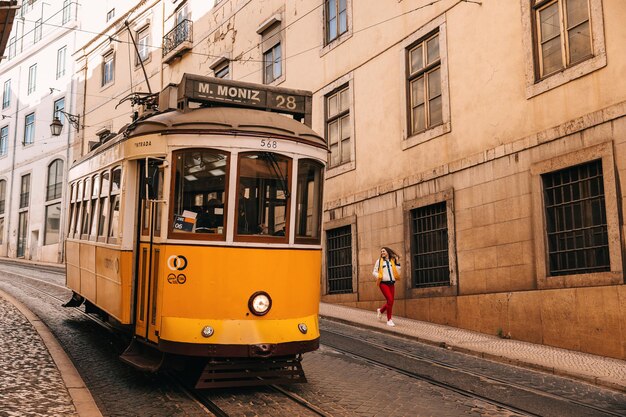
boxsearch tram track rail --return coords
[321,327,624,417]
[0,264,332,417]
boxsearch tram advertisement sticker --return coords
[173,210,196,232]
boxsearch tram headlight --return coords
[248,291,272,316]
[298,323,308,334]
[201,326,214,338]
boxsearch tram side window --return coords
[108,166,121,240]
[171,149,228,236]
[236,152,290,238]
[295,159,324,243]
[89,174,99,238]
[75,180,84,238]
[98,170,110,239]
[81,178,91,238]
[67,183,76,237]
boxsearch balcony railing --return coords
[163,19,193,58]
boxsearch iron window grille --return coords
[162,19,192,57]
[542,160,609,276]
[326,225,353,294]
[410,202,450,288]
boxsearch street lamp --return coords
[50,110,80,136]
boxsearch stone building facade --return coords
[73,0,626,359]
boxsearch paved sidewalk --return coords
[0,289,102,417]
[319,302,626,392]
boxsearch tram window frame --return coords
[74,180,84,239]
[67,182,75,238]
[294,159,324,244]
[168,149,230,241]
[234,152,292,244]
[108,166,122,244]
[97,170,110,242]
[80,177,91,239]
[89,174,100,240]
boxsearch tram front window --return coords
[237,152,290,238]
[172,149,228,236]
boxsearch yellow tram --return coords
[64,75,326,387]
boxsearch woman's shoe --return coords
[376,308,382,320]
[387,320,395,327]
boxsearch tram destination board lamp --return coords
[50,110,80,136]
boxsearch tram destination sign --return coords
[178,74,312,124]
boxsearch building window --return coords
[410,202,450,288]
[44,203,62,245]
[7,37,15,60]
[17,212,28,258]
[28,64,37,94]
[408,32,442,135]
[533,0,592,79]
[326,225,353,294]
[136,27,150,64]
[53,97,65,125]
[2,80,9,109]
[34,18,42,43]
[0,126,7,156]
[62,0,71,24]
[325,0,348,44]
[24,113,35,145]
[214,61,230,79]
[326,85,350,168]
[102,52,114,86]
[106,8,115,22]
[0,179,5,244]
[259,20,282,84]
[19,174,30,209]
[542,160,609,276]
[46,159,64,201]
[56,46,66,79]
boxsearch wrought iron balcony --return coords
[163,19,193,62]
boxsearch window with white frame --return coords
[44,159,64,245]
[34,18,42,43]
[24,113,35,145]
[53,98,65,125]
[62,0,71,24]
[2,80,10,109]
[56,46,66,79]
[102,52,114,86]
[136,26,150,64]
[7,37,15,60]
[28,64,37,94]
[325,85,351,168]
[19,173,30,209]
[0,126,7,156]
[0,179,5,244]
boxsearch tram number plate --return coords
[260,139,278,149]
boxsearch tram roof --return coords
[125,106,326,148]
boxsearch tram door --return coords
[135,160,164,343]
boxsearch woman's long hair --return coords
[382,246,400,261]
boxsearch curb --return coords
[0,289,103,417]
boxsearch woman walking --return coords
[372,247,400,326]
